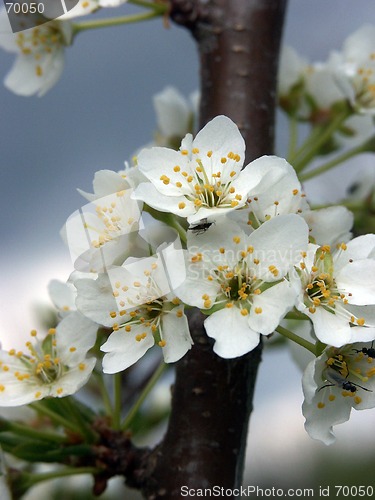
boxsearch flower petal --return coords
[101,327,154,373]
[160,309,193,363]
[204,307,260,358]
[249,281,296,334]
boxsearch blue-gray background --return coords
[1,0,375,495]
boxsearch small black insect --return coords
[188,218,215,235]
[318,367,372,393]
[353,341,375,358]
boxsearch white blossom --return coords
[133,117,295,225]
[63,176,144,273]
[152,86,199,148]
[176,215,309,358]
[0,9,73,96]
[303,342,375,444]
[75,253,192,372]
[0,313,97,406]
[57,0,128,20]
[291,236,375,347]
[331,24,375,114]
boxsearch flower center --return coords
[16,27,63,78]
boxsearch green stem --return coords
[93,370,113,416]
[143,205,188,244]
[0,418,66,444]
[62,397,97,443]
[288,124,323,165]
[287,115,299,161]
[293,109,351,172]
[121,361,167,431]
[73,9,164,35]
[284,310,310,321]
[27,466,100,488]
[299,141,368,182]
[112,373,122,430]
[128,0,167,10]
[276,325,316,355]
[311,199,364,211]
[164,214,187,244]
[29,402,82,434]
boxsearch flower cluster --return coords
[278,25,375,159]
[1,108,375,447]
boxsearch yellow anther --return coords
[181,149,189,155]
[207,150,213,158]
[328,394,336,402]
[240,309,248,316]
[79,363,86,371]
[176,310,184,318]
[173,165,181,172]
[292,189,299,195]
[357,318,365,326]
[233,236,241,244]
[48,328,56,335]
[160,175,170,185]
[176,181,183,188]
[110,311,117,318]
[35,391,42,399]
[178,202,186,209]
[158,340,167,347]
[317,402,325,409]
[69,347,77,352]
[254,307,263,314]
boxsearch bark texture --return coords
[136,1,288,498]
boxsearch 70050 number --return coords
[5,2,45,14]
[335,485,374,497]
